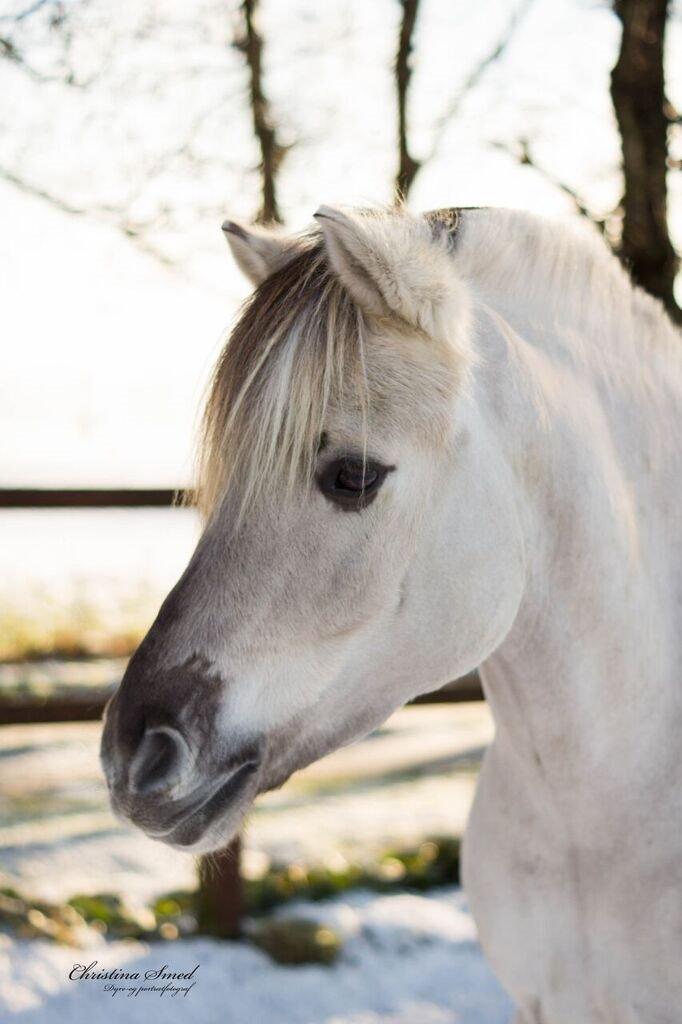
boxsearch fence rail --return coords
[0,674,482,727]
[0,488,189,508]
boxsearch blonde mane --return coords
[196,232,370,521]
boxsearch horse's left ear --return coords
[313,206,468,345]
[221,220,294,286]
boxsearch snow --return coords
[0,888,513,1024]
[0,706,492,906]
[0,692,502,1022]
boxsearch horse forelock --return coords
[195,231,372,523]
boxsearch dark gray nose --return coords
[128,725,190,795]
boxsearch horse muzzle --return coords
[100,687,263,852]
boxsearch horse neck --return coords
[474,298,682,779]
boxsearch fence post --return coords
[197,835,243,938]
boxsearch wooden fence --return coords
[0,487,483,936]
[0,487,186,508]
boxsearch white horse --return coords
[101,204,682,1022]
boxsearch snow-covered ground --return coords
[0,704,508,1021]
[0,888,513,1024]
[0,704,492,905]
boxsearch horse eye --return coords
[317,457,392,510]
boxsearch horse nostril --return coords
[129,726,188,795]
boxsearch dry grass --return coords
[0,588,156,662]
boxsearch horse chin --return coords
[152,731,348,853]
[160,800,251,854]
[149,764,260,854]
[165,820,245,855]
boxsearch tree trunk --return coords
[611,0,680,322]
[236,0,284,225]
[395,0,422,199]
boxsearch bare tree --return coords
[394,0,534,201]
[0,3,254,266]
[499,2,680,323]
[234,0,286,225]
[611,0,680,322]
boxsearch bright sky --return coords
[2,0,681,490]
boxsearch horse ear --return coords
[221,220,293,286]
[313,207,388,318]
[313,205,466,342]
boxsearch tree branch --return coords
[493,139,613,235]
[424,0,535,168]
[0,32,66,82]
[0,1,89,87]
[0,0,53,23]
[0,164,176,266]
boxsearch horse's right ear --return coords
[221,221,292,286]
